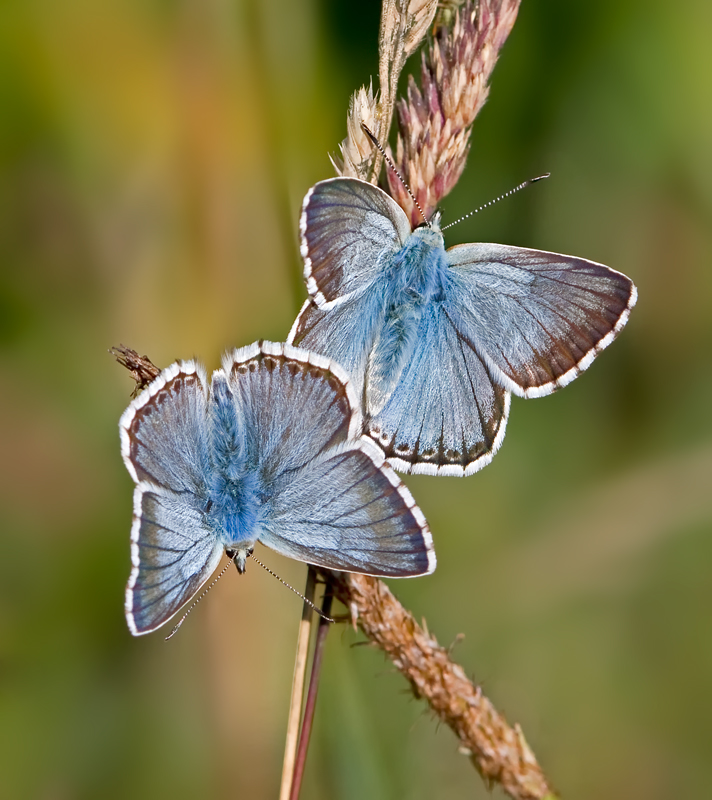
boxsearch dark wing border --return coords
[446,243,638,398]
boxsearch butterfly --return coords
[120,340,435,635]
[288,177,637,476]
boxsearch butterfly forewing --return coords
[120,362,211,494]
[301,178,411,307]
[222,342,361,484]
[445,243,637,397]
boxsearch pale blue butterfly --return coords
[288,177,637,476]
[120,340,435,635]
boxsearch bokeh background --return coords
[1,0,711,798]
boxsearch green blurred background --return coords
[1,0,711,798]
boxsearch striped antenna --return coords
[440,173,550,231]
[248,553,335,623]
[361,123,428,226]
[165,555,234,640]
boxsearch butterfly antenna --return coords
[164,555,235,640]
[361,123,428,226]
[248,553,335,623]
[440,173,551,231]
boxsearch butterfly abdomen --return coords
[367,302,421,416]
[364,230,449,416]
[209,373,246,480]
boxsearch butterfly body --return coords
[367,220,449,415]
[205,372,263,551]
[120,341,435,635]
[289,177,637,476]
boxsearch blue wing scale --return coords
[262,439,434,576]
[366,306,510,476]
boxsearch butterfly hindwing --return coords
[261,439,435,576]
[126,484,224,635]
[445,243,637,397]
[301,177,411,307]
[288,289,385,403]
[366,304,510,476]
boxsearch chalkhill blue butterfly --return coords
[288,178,637,476]
[120,340,435,635]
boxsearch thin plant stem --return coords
[289,580,334,800]
[279,567,316,800]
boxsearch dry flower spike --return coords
[331,82,380,181]
[110,345,160,396]
[334,0,439,185]
[389,0,521,225]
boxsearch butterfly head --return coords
[226,547,253,574]
[410,211,444,251]
[413,210,442,233]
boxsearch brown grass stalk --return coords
[327,570,559,800]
